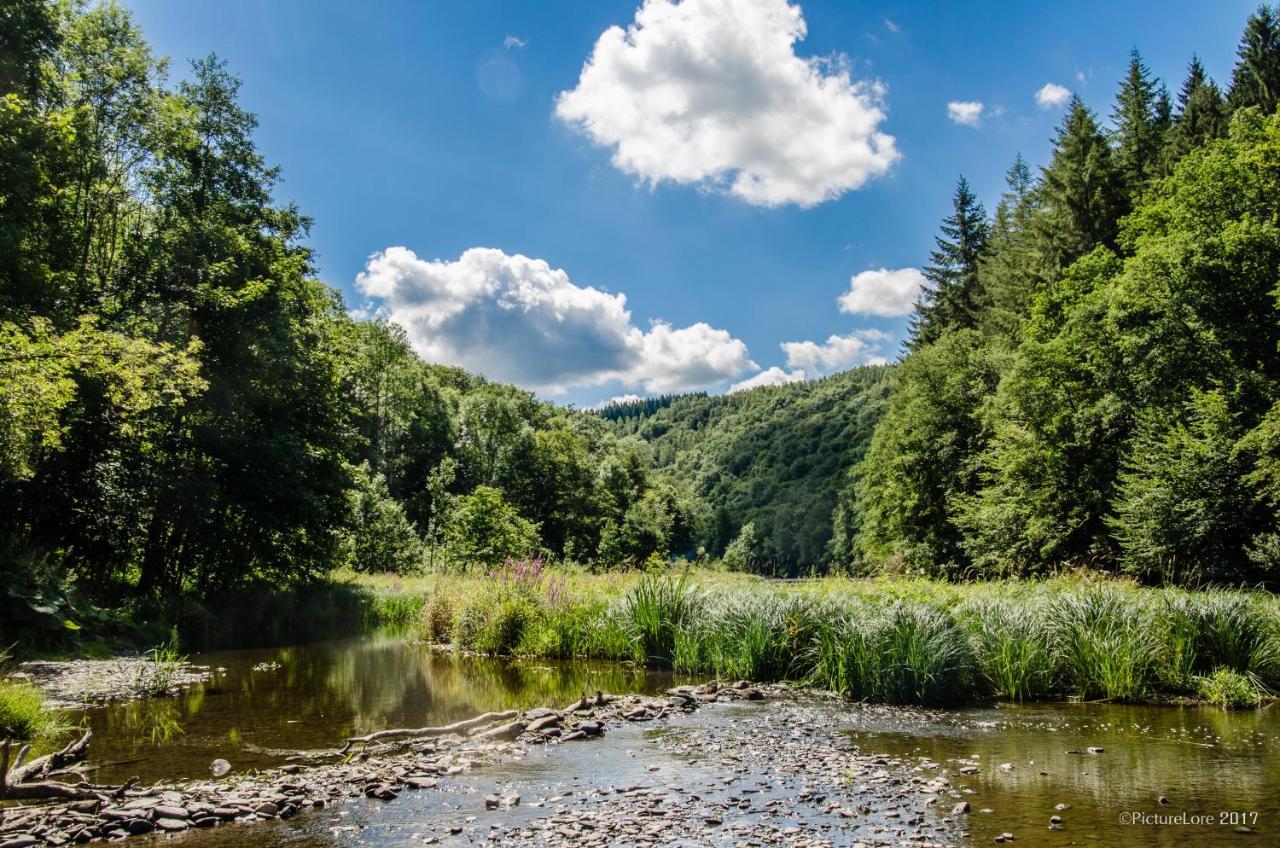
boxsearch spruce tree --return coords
[1112,49,1165,191]
[1165,56,1229,165]
[1035,96,1126,271]
[978,155,1042,339]
[909,176,990,349]
[1229,4,1280,113]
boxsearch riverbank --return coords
[356,567,1280,708]
[0,683,793,847]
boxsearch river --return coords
[58,634,1280,846]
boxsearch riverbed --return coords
[33,635,1280,846]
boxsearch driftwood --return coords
[6,730,92,784]
[340,710,519,754]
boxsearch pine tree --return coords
[1112,50,1165,191]
[1165,56,1229,165]
[909,176,991,349]
[1035,96,1126,271]
[1229,4,1280,113]
[978,155,1043,339]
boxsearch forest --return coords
[5,0,1280,648]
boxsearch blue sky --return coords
[124,0,1254,406]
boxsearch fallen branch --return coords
[7,730,92,784]
[340,710,518,754]
[0,780,105,801]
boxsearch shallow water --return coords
[842,700,1280,846]
[69,633,688,786]
[66,636,1280,846]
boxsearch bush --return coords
[1195,667,1262,709]
[420,594,456,643]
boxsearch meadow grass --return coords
[347,566,1279,708]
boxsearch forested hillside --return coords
[599,367,891,574]
[0,0,706,641]
[835,9,1280,587]
[6,0,1280,649]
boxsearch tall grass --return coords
[0,682,70,747]
[350,568,1280,708]
[620,572,701,667]
[811,602,974,705]
[960,599,1054,701]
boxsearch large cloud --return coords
[356,247,755,394]
[782,329,890,373]
[554,0,899,208]
[836,267,926,317]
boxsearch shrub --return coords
[420,594,456,643]
[1195,667,1261,709]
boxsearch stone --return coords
[251,802,279,817]
[155,818,189,832]
[1086,747,1104,755]
[210,758,232,777]
[152,805,189,820]
[1049,815,1063,824]
[952,802,970,816]
[2,837,39,848]
[125,820,155,835]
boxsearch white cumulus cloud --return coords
[729,366,808,393]
[836,267,926,317]
[946,100,984,126]
[356,247,755,394]
[781,329,890,374]
[1035,82,1071,108]
[503,35,527,49]
[554,0,899,208]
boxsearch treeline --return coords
[602,368,891,575]
[0,1,703,637]
[833,7,1280,586]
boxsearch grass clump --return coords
[620,572,701,667]
[961,599,1054,701]
[1045,586,1161,701]
[420,594,456,643]
[1195,667,1262,709]
[130,642,187,698]
[0,682,70,746]
[812,601,973,706]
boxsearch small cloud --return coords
[729,366,807,393]
[946,100,984,127]
[503,35,527,49]
[884,18,900,33]
[782,329,890,374]
[1035,82,1071,108]
[837,267,927,317]
[587,393,645,410]
[1074,67,1091,85]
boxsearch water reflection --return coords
[842,701,1280,846]
[73,633,688,784]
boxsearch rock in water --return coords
[209,758,231,777]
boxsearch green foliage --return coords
[619,572,701,667]
[607,367,891,574]
[0,681,69,745]
[721,522,758,572]
[1045,587,1161,701]
[445,486,540,568]
[1195,667,1262,709]
[346,466,424,574]
[812,601,975,706]
[960,599,1054,701]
